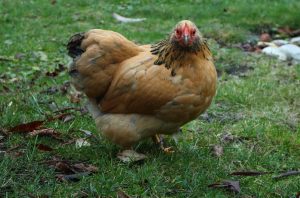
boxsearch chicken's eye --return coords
[176,29,181,35]
[191,30,196,35]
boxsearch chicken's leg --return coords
[152,134,174,153]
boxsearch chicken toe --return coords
[152,134,175,154]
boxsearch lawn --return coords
[0,0,300,197]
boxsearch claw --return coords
[152,134,175,154]
[162,146,174,154]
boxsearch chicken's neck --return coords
[150,38,211,76]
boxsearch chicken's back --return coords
[67,29,144,100]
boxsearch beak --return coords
[183,34,190,45]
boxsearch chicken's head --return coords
[171,20,202,48]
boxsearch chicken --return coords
[67,20,217,152]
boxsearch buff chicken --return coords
[67,20,217,154]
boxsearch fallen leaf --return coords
[43,158,98,182]
[56,172,90,182]
[113,13,146,23]
[36,144,53,152]
[9,120,44,133]
[208,180,241,193]
[75,138,91,148]
[28,128,61,140]
[212,145,223,157]
[54,161,74,174]
[45,157,97,173]
[231,171,272,176]
[117,190,132,198]
[72,163,98,173]
[272,170,300,180]
[117,150,147,163]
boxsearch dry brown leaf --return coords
[72,163,98,173]
[208,180,241,193]
[9,120,44,133]
[28,128,61,140]
[54,163,97,182]
[54,162,98,174]
[54,162,74,174]
[117,150,147,163]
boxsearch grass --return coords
[0,0,300,197]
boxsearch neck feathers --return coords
[151,38,211,76]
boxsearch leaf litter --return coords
[9,120,44,133]
[28,128,61,140]
[42,156,98,182]
[208,180,241,193]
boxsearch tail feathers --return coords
[67,32,85,58]
[86,99,104,119]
